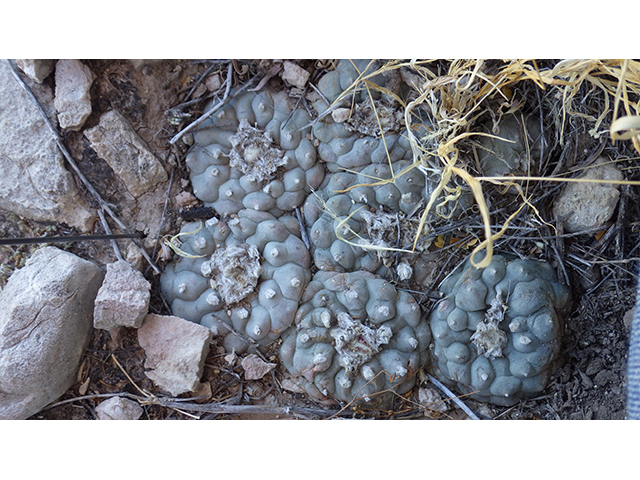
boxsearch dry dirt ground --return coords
[2,59,637,420]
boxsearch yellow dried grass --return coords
[323,59,640,270]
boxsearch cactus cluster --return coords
[160,60,571,408]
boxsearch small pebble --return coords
[241,354,276,380]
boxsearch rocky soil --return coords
[0,59,637,420]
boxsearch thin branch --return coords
[427,373,481,420]
[155,401,339,418]
[97,208,123,261]
[0,233,144,246]
[43,390,339,418]
[183,61,220,102]
[170,64,257,145]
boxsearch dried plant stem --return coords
[150,167,175,265]
[427,373,480,420]
[45,390,339,418]
[97,208,122,261]
[170,63,256,145]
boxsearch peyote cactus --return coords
[279,270,431,408]
[429,253,570,406]
[303,160,433,280]
[477,113,545,179]
[160,209,311,354]
[186,87,325,217]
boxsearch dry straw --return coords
[324,59,640,269]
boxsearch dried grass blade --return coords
[611,114,640,141]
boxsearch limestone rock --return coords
[282,61,310,89]
[16,59,55,83]
[0,247,104,419]
[54,59,95,131]
[0,61,95,231]
[553,158,623,233]
[241,354,276,380]
[84,110,168,198]
[93,260,151,330]
[137,314,213,396]
[95,396,143,420]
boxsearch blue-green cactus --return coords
[160,210,311,353]
[279,270,431,407]
[186,88,325,217]
[429,253,570,406]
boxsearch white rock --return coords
[16,59,55,83]
[0,247,104,419]
[282,61,310,89]
[0,61,95,231]
[331,107,351,123]
[553,157,624,233]
[54,59,95,131]
[95,396,143,420]
[205,73,222,92]
[137,314,213,396]
[241,354,276,380]
[125,243,145,271]
[93,260,151,330]
[280,377,305,394]
[84,110,168,198]
[175,191,197,208]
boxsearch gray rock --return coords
[241,354,276,380]
[93,260,151,330]
[0,247,104,419]
[16,59,55,83]
[54,59,95,131]
[0,61,95,231]
[282,61,310,89]
[553,157,623,233]
[137,314,213,396]
[84,110,168,198]
[95,396,143,420]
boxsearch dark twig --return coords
[97,208,122,261]
[295,207,310,249]
[0,233,144,246]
